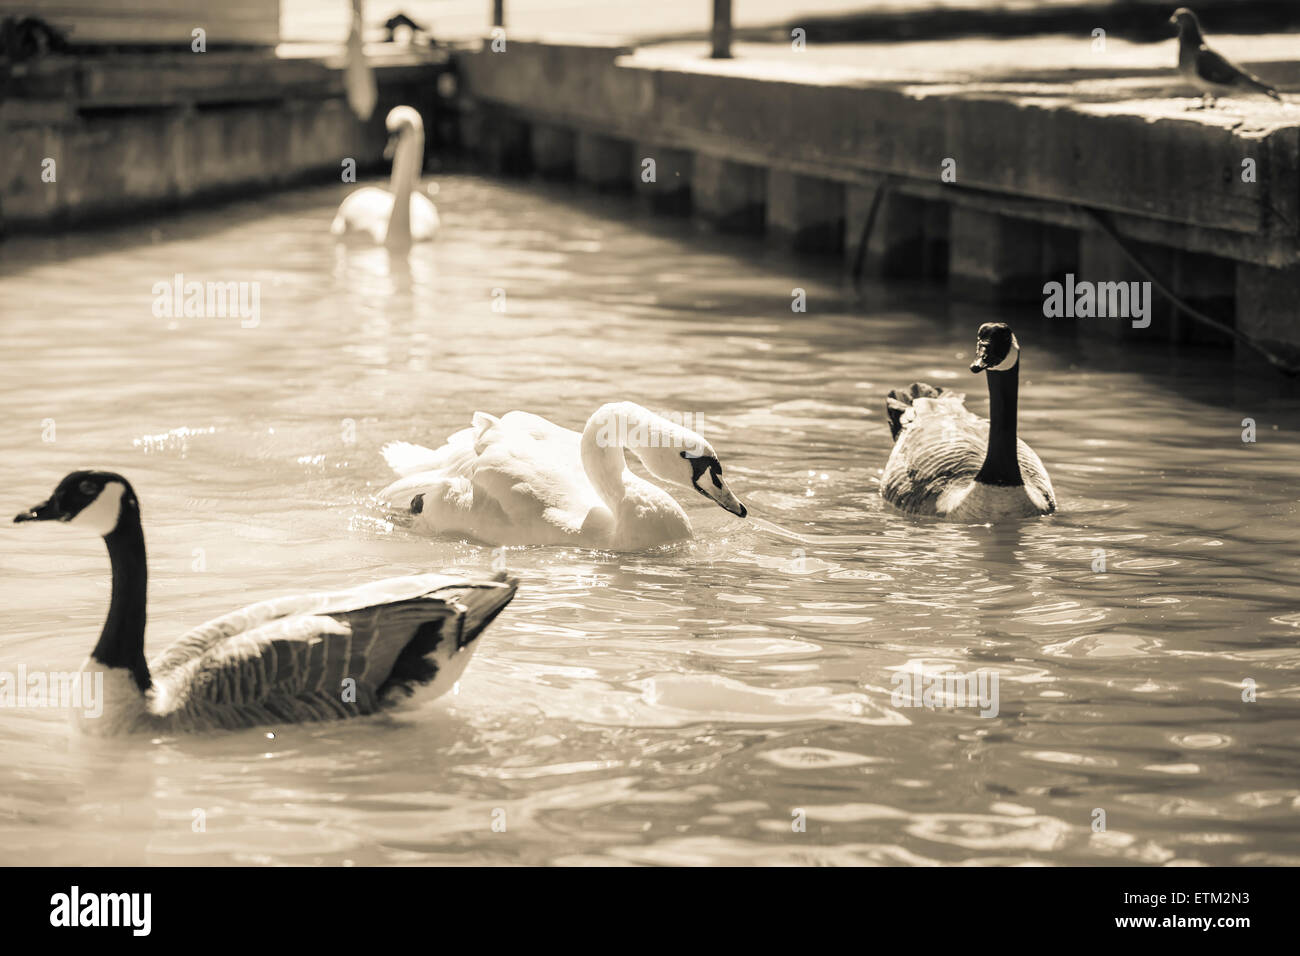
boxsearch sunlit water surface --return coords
[2,176,1299,866]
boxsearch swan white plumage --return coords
[377,402,748,549]
[14,470,517,735]
[331,105,439,245]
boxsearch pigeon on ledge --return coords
[1171,7,1281,108]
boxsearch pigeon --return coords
[1171,7,1281,108]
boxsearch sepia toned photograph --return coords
[1,0,1297,911]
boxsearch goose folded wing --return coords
[882,417,986,514]
[152,598,464,725]
[150,575,484,717]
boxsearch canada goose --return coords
[331,106,440,245]
[377,403,748,549]
[880,323,1056,520]
[14,470,517,735]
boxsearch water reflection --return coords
[1,176,1298,865]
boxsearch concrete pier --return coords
[634,142,692,215]
[4,25,1300,364]
[453,35,1300,361]
[0,47,450,233]
[529,123,577,179]
[949,208,1058,304]
[1238,264,1300,361]
[575,132,633,192]
[846,184,947,280]
[767,171,844,256]
[692,155,765,233]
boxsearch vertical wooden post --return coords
[711,0,732,59]
[493,0,505,28]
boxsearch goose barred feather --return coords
[145,574,515,732]
[881,384,1055,517]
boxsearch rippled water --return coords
[2,175,1299,866]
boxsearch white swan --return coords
[377,403,748,549]
[331,105,440,245]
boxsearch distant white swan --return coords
[331,105,439,245]
[378,403,748,549]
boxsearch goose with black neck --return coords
[14,470,517,734]
[880,323,1057,520]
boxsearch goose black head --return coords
[14,470,139,537]
[1170,8,1202,40]
[969,323,1020,374]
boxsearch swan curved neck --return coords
[975,365,1023,486]
[580,404,634,509]
[387,126,423,244]
[92,515,151,694]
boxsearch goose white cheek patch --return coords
[70,482,125,535]
[990,337,1020,371]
